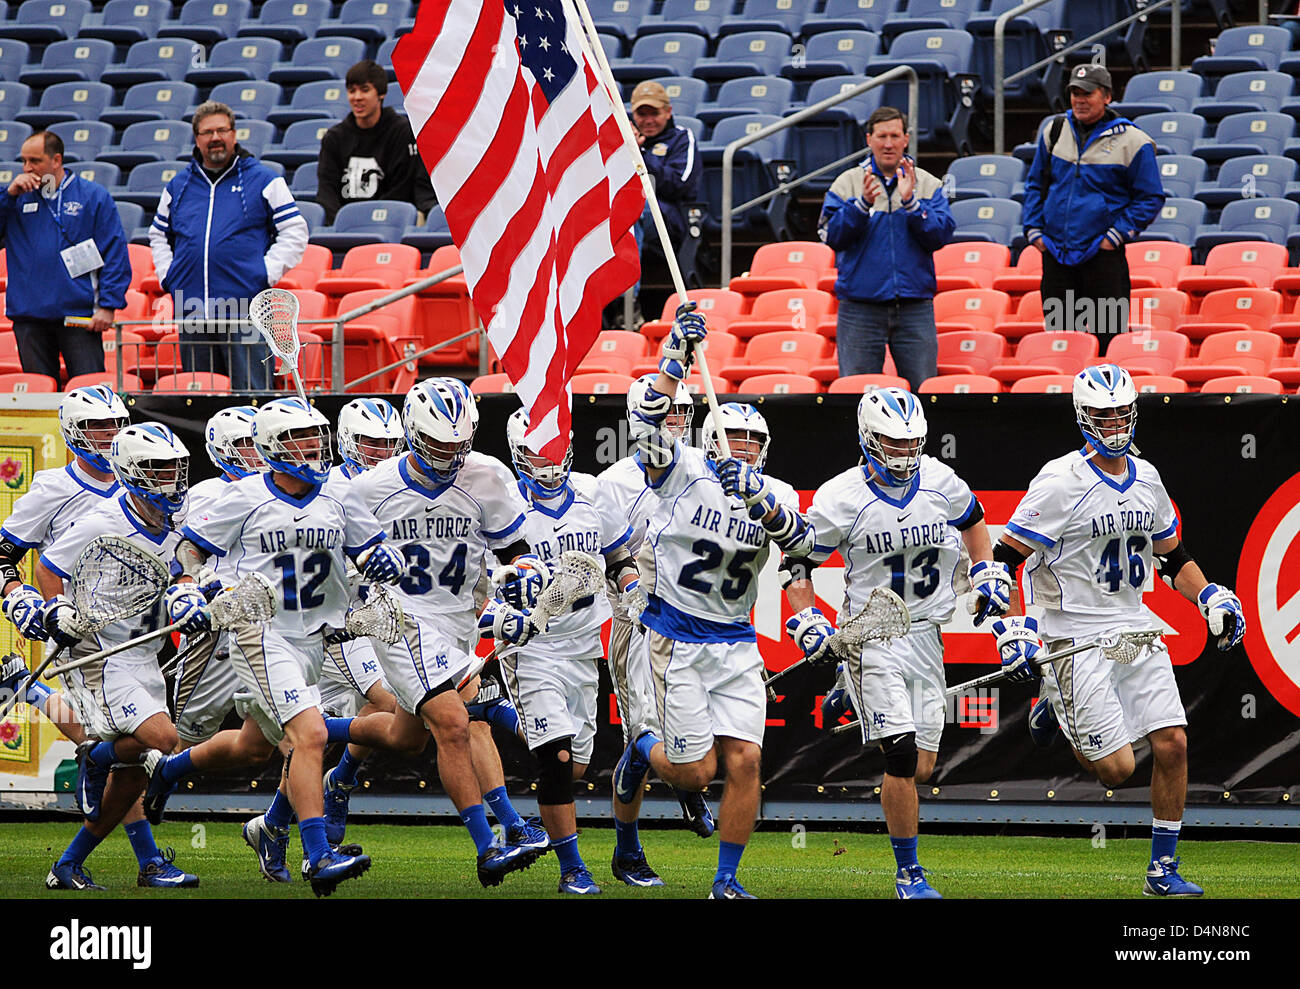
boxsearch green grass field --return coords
[1,823,1297,898]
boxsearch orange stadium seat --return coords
[1199,375,1284,394]
[734,372,820,394]
[933,242,1011,293]
[1009,374,1077,393]
[1126,241,1192,290]
[1173,329,1283,385]
[719,331,832,383]
[1129,289,1191,335]
[991,246,1042,297]
[918,374,1001,394]
[64,371,145,392]
[577,331,649,377]
[152,371,231,393]
[334,290,421,392]
[809,351,899,384]
[727,289,836,340]
[0,372,56,393]
[936,329,1008,376]
[407,245,477,366]
[0,335,21,374]
[990,331,1099,383]
[1133,375,1189,394]
[933,288,1013,335]
[632,331,743,377]
[1177,241,1290,298]
[277,244,334,292]
[640,289,748,340]
[571,372,635,394]
[729,241,835,299]
[1180,287,1283,341]
[470,373,516,395]
[315,243,421,306]
[1105,329,1191,377]
[683,376,732,397]
[992,291,1045,340]
[827,373,910,393]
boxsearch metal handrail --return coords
[720,65,919,285]
[994,0,1182,155]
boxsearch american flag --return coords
[393,0,644,461]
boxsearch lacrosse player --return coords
[595,375,715,889]
[348,378,548,887]
[613,307,812,899]
[991,365,1245,897]
[173,397,402,896]
[780,387,1008,899]
[497,407,638,894]
[1,385,130,743]
[33,423,200,890]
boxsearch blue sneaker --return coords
[709,874,756,899]
[611,849,664,887]
[476,841,541,888]
[674,787,716,838]
[1143,856,1204,897]
[465,674,511,721]
[559,866,602,895]
[142,749,177,826]
[613,731,653,805]
[1027,695,1060,748]
[505,817,550,854]
[137,847,199,888]
[322,765,355,845]
[242,814,292,884]
[45,860,105,890]
[308,849,372,898]
[75,742,109,822]
[301,842,364,882]
[895,864,942,899]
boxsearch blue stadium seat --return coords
[19,38,115,89]
[384,87,405,115]
[1062,0,1141,66]
[401,205,455,251]
[0,0,92,44]
[1191,26,1291,79]
[589,0,654,45]
[1194,112,1294,164]
[290,164,319,203]
[0,40,30,83]
[268,79,350,129]
[949,198,1022,246]
[98,119,192,171]
[1132,112,1207,157]
[785,76,882,194]
[882,0,979,42]
[232,119,276,158]
[310,201,419,251]
[1111,71,1204,118]
[1195,156,1295,209]
[1154,155,1207,200]
[967,0,1065,103]
[16,82,113,129]
[117,160,189,211]
[259,159,286,179]
[158,0,252,47]
[945,155,1024,201]
[103,81,199,129]
[0,122,32,161]
[186,37,282,87]
[68,160,121,192]
[116,201,146,242]
[270,37,367,87]
[719,0,806,38]
[47,121,116,164]
[209,80,283,122]
[237,0,331,45]
[1195,197,1299,255]
[79,0,171,45]
[264,119,334,170]
[0,163,19,195]
[694,32,791,84]
[782,31,880,83]
[800,0,898,38]
[102,38,202,88]
[611,33,708,83]
[700,113,791,240]
[317,0,413,44]
[696,76,795,127]
[296,200,326,234]
[864,29,977,152]
[375,38,400,84]
[1193,72,1293,124]
[637,0,731,41]
[676,115,705,143]
[0,82,31,120]
[638,77,708,120]
[1138,198,1206,243]
[596,32,624,62]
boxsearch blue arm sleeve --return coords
[93,191,132,311]
[904,187,956,252]
[1022,132,1050,239]
[818,189,872,251]
[1110,143,1166,241]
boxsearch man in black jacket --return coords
[316,60,437,224]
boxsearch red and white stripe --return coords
[393,0,643,461]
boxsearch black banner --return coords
[132,393,1300,806]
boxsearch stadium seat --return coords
[729,242,835,299]
[589,0,653,44]
[932,243,1012,293]
[159,0,252,46]
[187,37,283,87]
[79,0,171,45]
[1132,113,1206,157]
[99,120,192,171]
[126,244,155,290]
[116,202,146,244]
[0,334,20,374]
[950,199,1022,246]
[1191,26,1291,78]
[1173,329,1283,384]
[991,244,1043,296]
[0,373,57,394]
[801,0,898,37]
[311,201,419,252]
[735,372,820,394]
[992,290,1047,341]
[0,86,29,125]
[16,81,113,129]
[785,75,884,195]
[727,289,836,340]
[640,77,708,121]
[0,40,29,84]
[576,332,651,377]
[153,372,233,394]
[719,331,832,383]
[1112,71,1205,118]
[632,331,743,378]
[1105,328,1190,376]
[636,0,730,40]
[264,119,335,171]
[640,290,748,340]
[1194,198,1299,255]
[882,0,980,41]
[918,374,1000,394]
[102,81,200,129]
[682,375,733,397]
[1192,71,1294,123]
[936,330,1009,377]
[470,373,516,395]
[1181,288,1284,341]
[933,289,1013,335]
[1194,112,1294,164]
[276,245,334,292]
[610,33,708,83]
[1178,241,1290,296]
[0,0,91,44]
[209,81,283,122]
[314,245,416,304]
[269,36,367,86]
[694,32,792,83]
[318,0,413,43]
[65,371,145,392]
[1199,374,1284,394]
[400,205,455,254]
[945,155,1024,202]
[232,119,276,159]
[20,38,114,89]
[571,373,636,395]
[237,0,331,44]
[116,160,188,211]
[989,331,1100,383]
[334,290,421,392]
[1153,155,1208,201]
[290,165,319,204]
[827,373,910,393]
[1126,241,1193,289]
[782,31,880,82]
[864,29,977,152]
[698,113,790,241]
[268,79,350,129]
[1008,374,1077,394]
[1129,289,1192,336]
[718,0,806,37]
[1139,198,1207,245]
[69,160,121,192]
[1133,375,1189,394]
[1194,155,1294,209]
[696,76,796,128]
[47,122,116,165]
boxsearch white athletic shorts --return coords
[64,653,168,741]
[318,636,388,718]
[378,614,476,717]
[609,616,656,745]
[172,631,239,744]
[843,622,947,753]
[229,624,324,734]
[645,629,766,764]
[499,629,601,763]
[1039,632,1186,762]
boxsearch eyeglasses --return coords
[196,126,234,139]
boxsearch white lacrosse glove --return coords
[2,584,48,641]
[195,565,223,601]
[492,555,553,611]
[620,578,647,626]
[165,583,211,635]
[716,458,775,517]
[659,302,707,381]
[357,543,404,585]
[43,595,83,649]
[990,615,1041,684]
[785,606,837,664]
[967,560,1012,627]
[478,600,539,647]
[1197,583,1246,651]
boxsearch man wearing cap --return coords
[1022,64,1165,354]
[630,81,699,270]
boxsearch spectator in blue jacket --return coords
[819,107,955,391]
[1022,64,1165,354]
[149,101,309,391]
[0,131,130,381]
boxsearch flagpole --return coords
[562,0,733,459]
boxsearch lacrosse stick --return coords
[45,572,278,677]
[0,536,170,719]
[249,287,306,402]
[763,588,911,702]
[941,628,1164,698]
[156,630,214,680]
[324,582,405,646]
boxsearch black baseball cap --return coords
[1068,63,1112,93]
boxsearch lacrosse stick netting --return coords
[529,551,606,633]
[343,583,405,645]
[829,587,912,657]
[249,287,306,401]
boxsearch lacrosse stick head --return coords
[829,587,911,657]
[1098,629,1162,665]
[345,583,405,644]
[70,536,171,633]
[249,288,302,364]
[531,551,605,631]
[209,572,277,629]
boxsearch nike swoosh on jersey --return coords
[294,513,309,522]
[897,513,911,522]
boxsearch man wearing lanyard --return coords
[0,131,131,381]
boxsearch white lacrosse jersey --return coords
[39,494,179,658]
[518,472,630,644]
[595,454,659,619]
[638,445,799,642]
[183,472,387,637]
[803,456,980,624]
[1,461,119,552]
[329,463,362,483]
[1005,448,1178,637]
[352,452,527,643]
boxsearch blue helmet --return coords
[110,423,190,518]
[1073,364,1137,458]
[403,378,478,483]
[856,387,926,486]
[59,385,130,472]
[251,398,332,484]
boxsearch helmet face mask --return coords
[110,423,190,519]
[404,379,477,483]
[702,403,770,469]
[506,407,572,497]
[338,398,406,472]
[252,398,333,485]
[1073,365,1138,457]
[857,388,926,486]
[60,386,130,472]
[205,405,265,478]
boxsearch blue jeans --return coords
[835,298,938,392]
